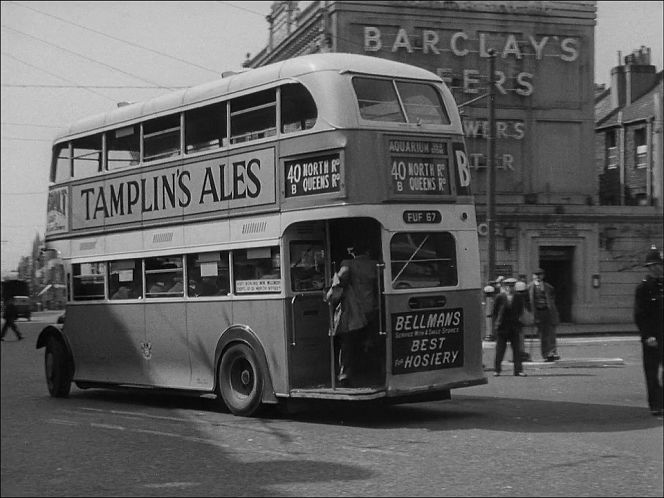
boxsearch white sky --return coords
[1,1,663,274]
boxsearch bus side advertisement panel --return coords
[70,148,276,230]
[391,308,464,374]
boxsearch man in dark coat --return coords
[492,278,527,377]
[1,297,24,341]
[634,245,663,416]
[528,268,560,361]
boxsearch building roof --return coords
[596,71,664,129]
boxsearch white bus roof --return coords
[53,53,442,144]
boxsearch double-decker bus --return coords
[37,53,486,416]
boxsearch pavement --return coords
[482,331,637,372]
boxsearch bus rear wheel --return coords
[218,343,264,416]
[45,337,72,398]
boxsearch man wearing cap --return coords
[528,268,560,361]
[634,245,663,416]
[492,277,527,376]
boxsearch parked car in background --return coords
[13,296,32,320]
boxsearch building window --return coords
[606,130,617,170]
[634,128,647,169]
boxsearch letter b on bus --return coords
[455,150,471,187]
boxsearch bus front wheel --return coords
[45,337,72,398]
[218,343,264,417]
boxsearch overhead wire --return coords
[6,1,222,76]
[1,24,176,89]
[1,51,116,102]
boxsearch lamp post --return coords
[486,49,497,283]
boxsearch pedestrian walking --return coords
[528,268,560,361]
[492,278,527,377]
[634,245,663,417]
[1,297,24,341]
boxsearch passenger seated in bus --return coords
[148,280,167,295]
[111,284,132,300]
[255,261,280,280]
[195,276,220,296]
[167,276,184,294]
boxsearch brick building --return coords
[595,46,663,207]
[244,1,663,324]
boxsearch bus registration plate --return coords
[391,308,464,374]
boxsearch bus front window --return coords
[390,232,458,289]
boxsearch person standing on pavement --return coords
[1,297,24,341]
[492,278,527,377]
[633,245,663,417]
[515,278,532,362]
[528,268,560,362]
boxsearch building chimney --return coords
[624,47,657,105]
[610,64,626,109]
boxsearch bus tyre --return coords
[45,337,72,398]
[218,343,264,417]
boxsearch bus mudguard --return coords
[214,325,277,404]
[36,325,75,372]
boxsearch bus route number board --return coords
[388,139,451,197]
[285,153,342,198]
[391,308,464,374]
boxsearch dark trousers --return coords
[1,319,22,340]
[534,308,557,359]
[336,313,383,385]
[336,330,363,381]
[494,328,523,374]
[642,341,663,411]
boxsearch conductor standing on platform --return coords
[634,245,663,417]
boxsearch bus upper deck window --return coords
[352,77,405,123]
[107,125,140,171]
[281,83,317,134]
[53,143,71,183]
[72,134,103,179]
[230,89,276,144]
[395,82,450,125]
[143,114,181,162]
[185,102,227,153]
